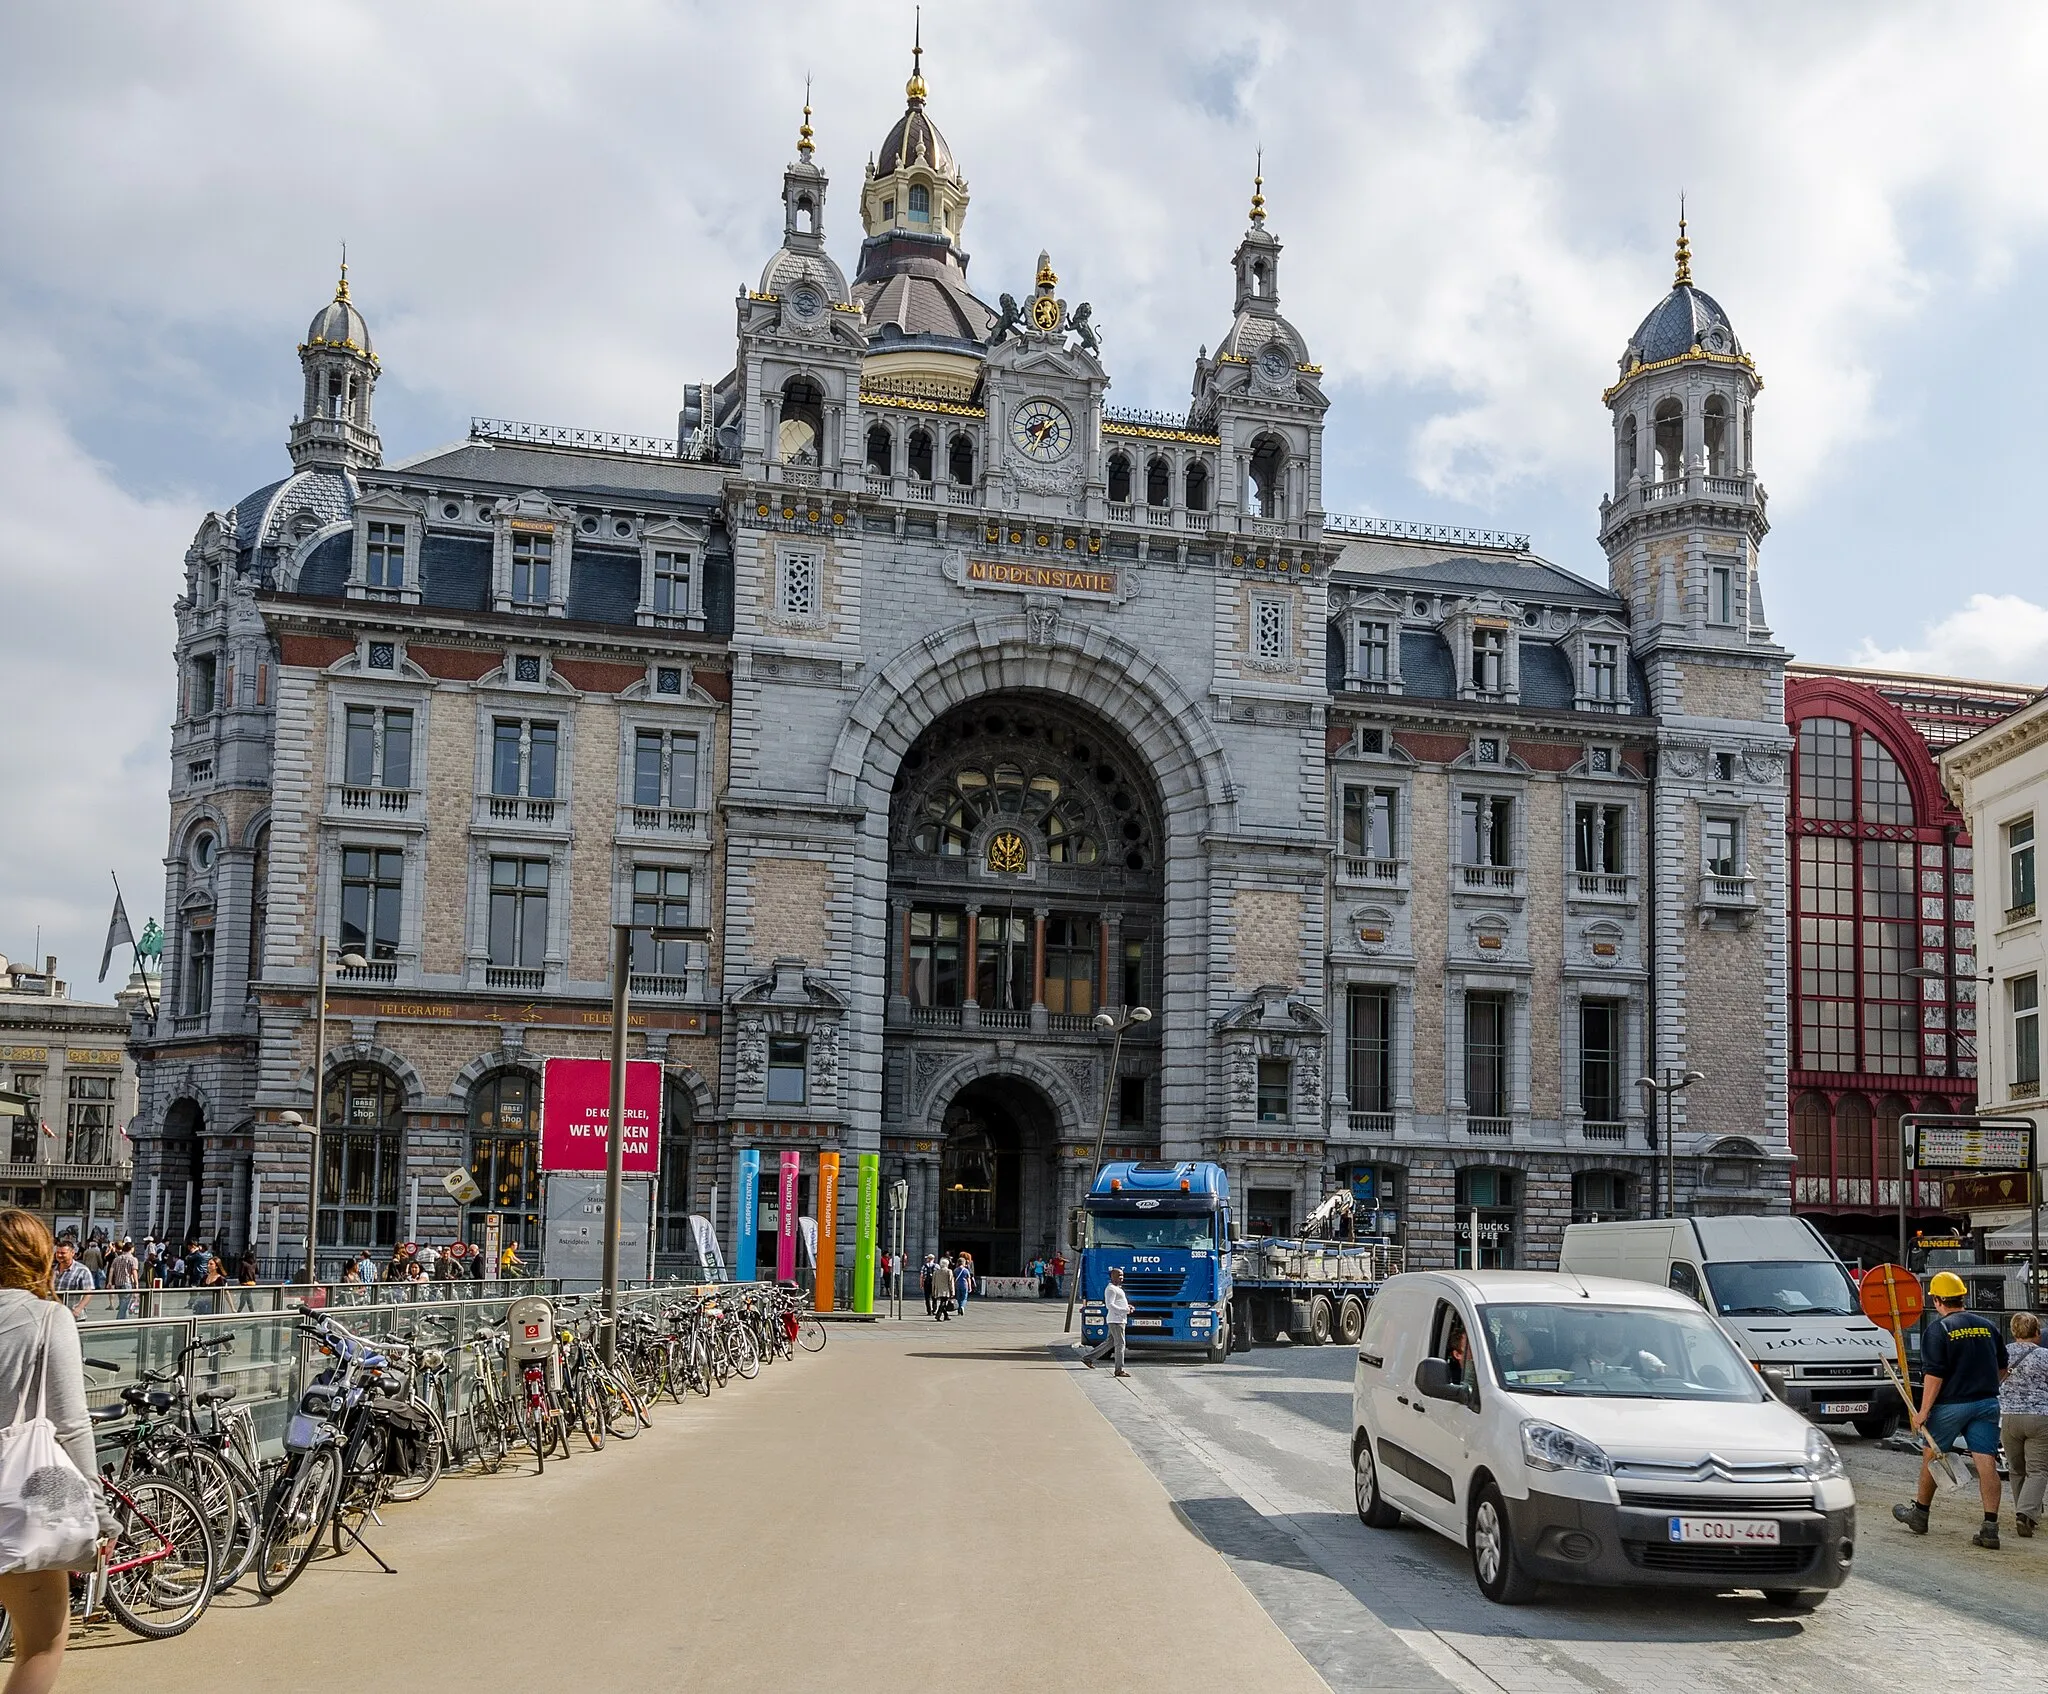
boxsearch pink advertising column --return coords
[775,1150,801,1283]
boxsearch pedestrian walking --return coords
[931,1254,954,1321]
[1894,1271,2010,1548]
[1083,1266,1130,1376]
[106,1237,139,1320]
[51,1240,93,1319]
[0,1208,120,1694]
[921,1252,938,1316]
[2000,1311,2048,1538]
[954,1253,973,1315]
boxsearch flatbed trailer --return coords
[1228,1236,1403,1349]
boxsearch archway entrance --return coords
[936,1077,1060,1277]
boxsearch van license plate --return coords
[1668,1517,1781,1545]
[1818,1401,1869,1416]
[1129,1317,1164,1329]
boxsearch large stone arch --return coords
[300,1040,428,1108]
[827,613,1237,826]
[921,1051,1090,1144]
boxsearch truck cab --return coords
[1558,1214,1902,1437]
[1080,1161,1232,1361]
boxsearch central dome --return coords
[877,99,955,178]
[1626,283,1739,366]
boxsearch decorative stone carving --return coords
[1742,749,1784,784]
[1024,597,1061,647]
[735,1018,766,1091]
[812,1023,841,1095]
[1663,745,1705,779]
[1228,1041,1257,1114]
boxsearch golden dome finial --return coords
[336,242,349,302]
[906,6,927,102]
[1673,194,1692,288]
[1249,148,1267,226]
[799,75,814,159]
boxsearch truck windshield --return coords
[1480,1304,1763,1402]
[1701,1260,1858,1318]
[1087,1213,1216,1251]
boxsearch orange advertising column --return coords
[815,1152,840,1313]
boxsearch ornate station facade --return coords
[128,49,1796,1278]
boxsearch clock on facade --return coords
[1010,398,1073,462]
[789,286,824,319]
[1256,344,1292,381]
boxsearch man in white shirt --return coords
[1084,1266,1131,1377]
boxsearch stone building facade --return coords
[129,52,1795,1278]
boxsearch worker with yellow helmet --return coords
[1893,1270,2010,1548]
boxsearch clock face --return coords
[1256,344,1292,380]
[1010,398,1073,463]
[790,287,823,319]
[1030,295,1063,332]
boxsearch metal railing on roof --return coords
[1324,512,1530,553]
[1101,404,1218,436]
[469,417,721,463]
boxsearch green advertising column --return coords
[852,1153,880,1315]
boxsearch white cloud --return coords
[1852,595,2048,686]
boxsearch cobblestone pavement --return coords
[1058,1307,2046,1694]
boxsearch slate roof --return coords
[1626,283,1741,365]
[296,530,352,598]
[418,535,491,612]
[384,441,727,502]
[563,546,641,624]
[1330,538,1621,608]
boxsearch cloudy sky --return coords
[6,0,2048,1001]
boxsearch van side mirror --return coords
[1758,1364,1789,1402]
[1416,1357,1473,1406]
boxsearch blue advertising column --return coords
[734,1148,761,1282]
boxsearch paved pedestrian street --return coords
[61,1303,2045,1692]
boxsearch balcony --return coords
[865,475,890,498]
[906,479,938,503]
[480,795,561,827]
[1580,1120,1629,1143]
[977,1009,1030,1032]
[1466,1116,1513,1138]
[1697,873,1759,921]
[1458,865,1522,895]
[1047,1013,1098,1034]
[1348,1111,1395,1137]
[619,804,707,840]
[1339,856,1405,887]
[484,966,545,991]
[1107,503,1135,524]
[628,973,702,1000]
[333,960,398,985]
[911,1005,962,1029]
[338,785,414,816]
[1571,871,1636,902]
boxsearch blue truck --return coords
[1079,1160,1403,1357]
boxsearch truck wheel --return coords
[1230,1299,1253,1353]
[1309,1295,1335,1346]
[1205,1308,1231,1364]
[1853,1411,1900,1440]
[1337,1294,1366,1346]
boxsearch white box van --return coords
[1352,1270,1856,1607]
[1557,1215,1899,1436]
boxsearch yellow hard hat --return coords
[1927,1270,1968,1299]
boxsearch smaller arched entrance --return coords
[936,1077,1061,1276]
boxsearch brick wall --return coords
[423,688,472,975]
[1229,888,1304,989]
[570,700,620,982]
[1526,780,1564,1119]
[1408,772,1448,1115]
[1679,663,1771,721]
[750,857,830,966]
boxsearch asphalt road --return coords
[1064,1315,2046,1694]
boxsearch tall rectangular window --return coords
[1586,641,1619,703]
[1253,598,1289,662]
[1462,794,1514,866]
[629,866,692,976]
[1256,1058,1291,1123]
[8,1073,40,1164]
[1465,992,1510,1117]
[510,532,553,605]
[1703,815,1740,878]
[1709,564,1734,625]
[1118,1077,1147,1131]
[345,706,411,789]
[976,910,1032,1011]
[2011,817,2037,916]
[778,551,818,619]
[1574,803,1626,874]
[529,724,557,798]
[1472,627,1506,692]
[492,720,558,798]
[652,550,692,621]
[340,846,403,960]
[766,1038,808,1106]
[1580,1002,1621,1121]
[1356,620,1391,684]
[487,858,550,968]
[183,925,215,1017]
[1341,786,1399,859]
[1348,986,1393,1113]
[2015,975,2041,1091]
[633,729,700,811]
[908,908,965,1007]
[188,654,218,719]
[64,1075,115,1166]
[365,521,406,590]
[1121,933,1147,1009]
[1042,916,1098,1015]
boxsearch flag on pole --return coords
[99,887,136,984]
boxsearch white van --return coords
[1557,1215,1900,1436]
[1352,1271,1856,1607]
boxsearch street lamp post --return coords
[1635,1068,1705,1220]
[1063,1004,1152,1335]
[278,941,367,1287]
[600,920,709,1369]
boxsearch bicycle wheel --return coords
[728,1322,761,1381]
[689,1332,714,1397]
[158,1442,256,1595]
[468,1397,509,1473]
[599,1369,644,1439]
[797,1314,827,1353]
[572,1373,606,1452]
[382,1402,446,1503]
[255,1447,342,1598]
[510,1390,546,1474]
[103,1475,218,1639]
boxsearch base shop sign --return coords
[540,1056,662,1174]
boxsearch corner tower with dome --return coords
[126,46,1792,1282]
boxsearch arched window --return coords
[1619,414,1638,483]
[1251,259,1269,298]
[1145,457,1170,508]
[1249,435,1287,519]
[1835,1094,1874,1205]
[795,193,817,235]
[1653,398,1684,481]
[1703,394,1729,476]
[907,183,930,222]
[467,1071,540,1253]
[866,422,892,476]
[1860,736,1914,826]
[1798,718,1855,820]
[319,1064,405,1252]
[1791,1092,1832,1204]
[1106,453,1132,505]
[778,377,824,464]
[1185,461,1210,513]
[906,428,934,484]
[947,434,975,487]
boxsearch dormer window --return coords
[510,532,553,607]
[907,184,930,222]
[1355,620,1392,689]
[650,550,693,627]
[1472,627,1506,694]
[1586,641,1620,706]
[366,522,406,591]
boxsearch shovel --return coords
[1877,1351,1962,1488]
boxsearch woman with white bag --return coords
[0,1209,116,1692]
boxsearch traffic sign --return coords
[1859,1263,1924,1329]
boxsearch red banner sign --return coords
[540,1057,663,1174]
